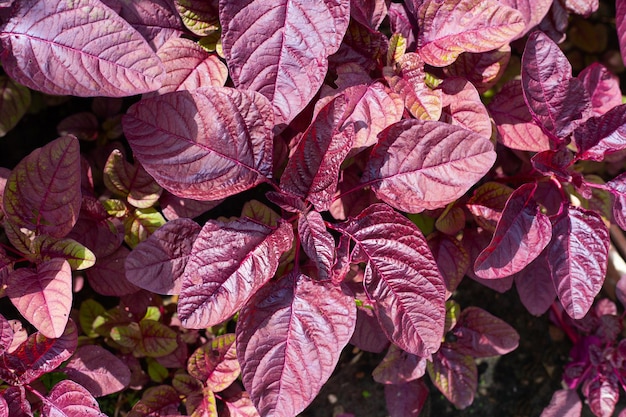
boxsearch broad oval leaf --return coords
[362,120,496,213]
[220,0,350,125]
[0,76,30,137]
[540,389,582,417]
[440,77,491,138]
[178,218,294,329]
[521,31,592,141]
[236,273,356,417]
[86,246,140,296]
[513,251,557,316]
[0,0,164,97]
[6,259,72,338]
[3,135,81,238]
[372,344,426,384]
[103,149,162,208]
[127,385,180,417]
[549,206,609,319]
[578,62,622,116]
[64,345,130,397]
[444,47,510,93]
[427,347,477,409]
[123,87,274,201]
[31,236,96,271]
[384,379,429,417]
[417,0,524,67]
[298,211,335,281]
[126,218,200,295]
[339,204,446,356]
[453,307,519,357]
[474,183,553,279]
[135,320,178,358]
[42,380,105,417]
[188,334,240,392]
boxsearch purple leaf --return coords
[125,218,199,295]
[538,0,569,43]
[427,347,477,409]
[0,396,7,417]
[6,259,72,338]
[499,0,552,39]
[346,281,390,353]
[42,380,105,417]
[67,212,123,259]
[152,37,228,95]
[127,385,180,417]
[350,0,388,29]
[607,172,626,230]
[463,228,514,293]
[223,391,260,417]
[388,3,418,49]
[372,344,426,384]
[64,345,130,397]
[618,0,626,68]
[453,307,519,357]
[123,87,274,201]
[175,0,219,36]
[178,218,294,329]
[328,18,387,74]
[57,112,100,142]
[2,386,32,417]
[417,0,524,67]
[265,191,307,214]
[577,63,622,116]
[474,183,552,279]
[0,313,13,355]
[187,334,240,392]
[489,80,551,152]
[574,105,626,162]
[280,95,355,211]
[236,273,356,417]
[549,206,609,319]
[159,191,222,220]
[440,77,492,138]
[298,211,335,281]
[0,0,165,97]
[363,120,496,213]
[86,246,141,296]
[339,204,445,356]
[3,135,81,239]
[103,150,162,208]
[444,47,510,94]
[0,75,30,137]
[220,0,350,125]
[540,389,582,417]
[521,31,592,141]
[466,182,514,232]
[384,379,429,417]
[513,251,557,316]
[428,233,469,293]
[0,320,77,385]
[585,376,619,417]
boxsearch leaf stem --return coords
[549,302,579,344]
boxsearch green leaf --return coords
[0,76,31,137]
[147,357,169,383]
[124,207,167,248]
[79,299,105,338]
[135,320,177,358]
[32,236,96,270]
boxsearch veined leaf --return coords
[41,380,105,417]
[188,334,240,392]
[298,211,335,281]
[64,345,130,397]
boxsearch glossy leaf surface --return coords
[42,380,105,417]
[298,211,335,281]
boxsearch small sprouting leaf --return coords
[0,320,77,385]
[126,218,201,295]
[417,0,524,66]
[298,211,335,281]
[427,347,477,409]
[241,200,281,226]
[452,307,519,357]
[178,218,294,329]
[521,31,592,141]
[188,334,240,392]
[549,206,609,319]
[3,135,81,239]
[41,380,105,417]
[435,205,465,236]
[103,149,162,209]
[79,300,106,339]
[0,76,30,137]
[237,273,356,417]
[57,112,100,141]
[6,259,72,338]
[123,87,274,201]
[372,344,426,384]
[175,0,220,36]
[338,204,446,356]
[64,345,130,397]
[0,0,165,97]
[474,183,552,279]
[127,385,180,417]
[363,120,496,213]
[220,0,350,125]
[384,379,429,417]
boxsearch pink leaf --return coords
[0,0,164,97]
[123,87,274,201]
[2,386,32,417]
[417,0,524,67]
[466,181,514,232]
[220,0,350,125]
[463,228,514,293]
[372,344,426,384]
[440,77,491,138]
[152,37,228,95]
[384,379,429,417]
[363,120,496,213]
[224,391,260,417]
[453,307,519,357]
[564,0,598,17]
[618,0,626,68]
[236,273,356,417]
[339,204,446,356]
[178,218,294,328]
[64,345,131,397]
[7,259,72,338]
[500,0,552,39]
[444,47,510,93]
[549,206,609,319]
[3,135,81,238]
[540,389,582,417]
[513,251,557,316]
[329,19,387,73]
[521,31,592,141]
[578,63,622,116]
[574,105,626,162]
[187,334,240,392]
[86,246,141,296]
[126,218,201,295]
[474,183,552,279]
[298,211,335,281]
[585,376,619,417]
[159,191,222,221]
[427,347,477,409]
[350,0,388,29]
[42,380,105,417]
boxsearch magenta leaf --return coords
[521,31,592,141]
[350,0,388,29]
[178,218,294,329]
[0,75,30,137]
[586,376,619,417]
[488,80,551,152]
[123,87,274,201]
[127,385,180,417]
[618,0,626,68]
[384,379,429,417]
[388,3,418,49]
[372,344,426,384]
[220,0,350,125]
[188,334,240,392]
[466,182,514,232]
[224,391,260,417]
[160,191,222,221]
[574,105,626,162]
[513,251,557,316]
[578,62,622,116]
[549,206,609,319]
[0,396,7,417]
[444,47,510,93]
[452,307,519,357]
[265,191,307,214]
[338,204,445,356]
[440,77,491,138]
[3,135,81,239]
[474,183,553,279]
[103,149,162,209]
[329,19,387,73]
[0,0,164,97]
[2,386,32,417]
[6,259,72,338]
[86,246,140,296]
[64,345,130,397]
[41,380,104,417]
[417,0,524,67]
[298,211,335,281]
[607,172,626,230]
[428,233,469,293]
[500,0,552,39]
[152,37,228,95]
[280,95,355,211]
[362,120,496,213]
[236,273,356,417]
[0,320,77,385]
[348,284,390,353]
[564,0,598,17]
[126,218,201,295]
[541,389,582,417]
[427,347,477,409]
[0,314,13,355]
